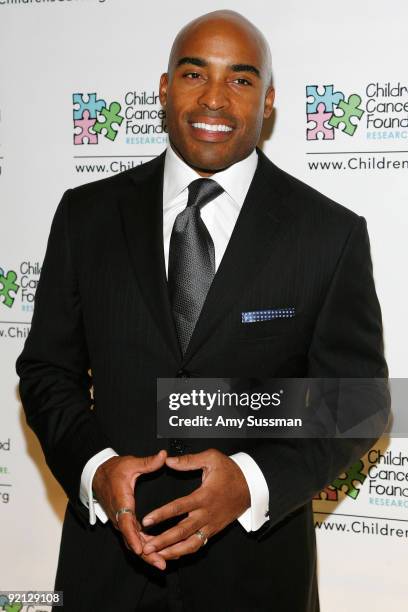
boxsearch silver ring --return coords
[195,529,208,546]
[115,507,135,526]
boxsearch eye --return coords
[232,77,252,86]
[183,72,202,79]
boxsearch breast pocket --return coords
[238,307,298,340]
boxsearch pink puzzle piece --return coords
[307,102,334,140]
[74,110,98,145]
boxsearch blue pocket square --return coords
[241,307,295,323]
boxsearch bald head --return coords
[159,10,275,175]
[168,10,273,88]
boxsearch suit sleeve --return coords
[248,215,390,538]
[16,190,113,527]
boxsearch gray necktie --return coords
[168,178,224,354]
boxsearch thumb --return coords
[136,449,167,474]
[166,452,205,471]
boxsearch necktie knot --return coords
[187,178,224,210]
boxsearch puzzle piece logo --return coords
[314,460,367,501]
[4,603,23,612]
[313,485,339,502]
[73,93,124,144]
[306,85,364,140]
[0,594,23,612]
[0,266,20,309]
[328,94,364,136]
[332,459,366,500]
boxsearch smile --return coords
[191,122,234,133]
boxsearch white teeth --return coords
[191,122,233,132]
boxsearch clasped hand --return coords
[92,449,250,570]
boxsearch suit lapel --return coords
[118,152,182,362]
[118,148,295,366]
[182,148,296,364]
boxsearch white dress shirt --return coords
[79,145,270,532]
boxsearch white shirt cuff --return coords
[229,452,270,532]
[79,447,118,525]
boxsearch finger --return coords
[135,449,168,475]
[137,531,167,570]
[142,514,203,554]
[109,485,138,529]
[140,549,167,571]
[142,492,201,527]
[117,511,144,556]
[159,528,209,561]
[140,531,155,542]
[165,452,208,472]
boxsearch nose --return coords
[197,79,229,111]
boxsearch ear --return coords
[159,73,169,107]
[263,86,275,119]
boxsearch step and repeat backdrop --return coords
[0,1,407,610]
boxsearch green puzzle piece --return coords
[4,602,23,612]
[0,270,20,308]
[328,94,364,136]
[332,459,366,500]
[93,101,124,141]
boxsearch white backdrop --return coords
[0,1,407,610]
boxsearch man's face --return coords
[159,20,275,175]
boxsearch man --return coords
[16,10,388,612]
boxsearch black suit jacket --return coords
[16,148,389,612]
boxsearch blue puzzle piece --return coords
[306,85,344,113]
[73,93,106,120]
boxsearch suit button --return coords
[176,369,190,378]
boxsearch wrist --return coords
[230,457,251,511]
[93,455,120,495]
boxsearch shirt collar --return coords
[163,145,258,211]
